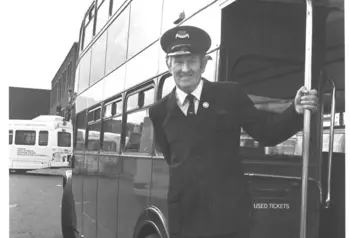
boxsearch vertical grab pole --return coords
[300,0,313,238]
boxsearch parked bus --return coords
[61,0,345,238]
[9,115,73,172]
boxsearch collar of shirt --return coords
[176,79,203,106]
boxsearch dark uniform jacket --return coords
[149,79,303,238]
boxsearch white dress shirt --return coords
[175,79,203,115]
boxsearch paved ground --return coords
[9,173,65,238]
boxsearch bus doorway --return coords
[218,0,344,238]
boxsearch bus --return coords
[9,115,73,172]
[61,0,345,238]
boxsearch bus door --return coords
[218,0,343,237]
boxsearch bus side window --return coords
[102,116,122,152]
[75,112,87,150]
[39,131,49,146]
[123,87,154,155]
[9,130,13,145]
[15,130,36,146]
[102,99,122,152]
[87,122,101,151]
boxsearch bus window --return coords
[95,0,110,34]
[105,6,130,74]
[104,103,113,118]
[104,99,122,118]
[39,131,49,146]
[84,6,95,47]
[58,132,72,147]
[143,88,155,107]
[102,116,122,152]
[88,110,95,122]
[9,130,13,145]
[78,49,92,93]
[123,110,153,154]
[123,87,155,154]
[87,122,101,151]
[15,130,36,146]
[76,112,87,150]
[90,32,107,86]
[127,0,162,59]
[95,108,102,121]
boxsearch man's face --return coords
[167,54,207,93]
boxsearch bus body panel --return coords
[96,153,120,238]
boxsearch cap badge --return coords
[175,30,190,39]
[203,102,209,108]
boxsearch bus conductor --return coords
[149,25,318,238]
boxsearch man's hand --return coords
[294,86,318,114]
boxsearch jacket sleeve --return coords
[149,106,171,164]
[237,86,303,146]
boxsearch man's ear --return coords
[165,56,171,68]
[201,55,211,73]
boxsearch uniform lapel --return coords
[166,87,183,119]
[197,78,215,118]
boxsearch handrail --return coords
[318,71,336,209]
[300,1,313,238]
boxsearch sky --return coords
[3,0,94,90]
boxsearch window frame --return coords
[103,97,123,119]
[88,106,102,124]
[86,106,103,151]
[125,85,155,114]
[121,83,155,155]
[101,95,123,153]
[82,5,96,50]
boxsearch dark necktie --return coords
[186,94,195,116]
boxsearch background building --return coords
[9,87,50,119]
[50,42,78,116]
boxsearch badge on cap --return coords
[203,102,209,108]
[175,30,190,39]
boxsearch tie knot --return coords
[186,94,195,102]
